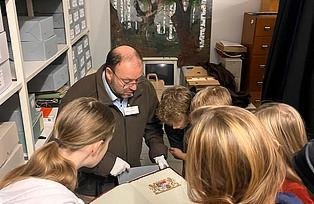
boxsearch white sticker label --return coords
[77,44,83,55]
[79,8,85,18]
[81,20,86,30]
[124,106,139,116]
[85,49,90,60]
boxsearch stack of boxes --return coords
[17,16,58,61]
[0,7,13,94]
[33,0,66,44]
[0,122,25,178]
[181,66,220,91]
[73,35,91,82]
[0,94,43,153]
[28,54,69,92]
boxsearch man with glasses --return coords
[59,45,169,198]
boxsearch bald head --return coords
[105,45,142,71]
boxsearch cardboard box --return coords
[0,144,25,179]
[0,60,13,95]
[28,63,69,92]
[181,66,208,78]
[0,32,9,64]
[186,77,220,91]
[0,122,19,167]
[18,16,54,42]
[21,34,58,61]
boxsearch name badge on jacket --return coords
[124,106,139,116]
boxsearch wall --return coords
[86,0,260,68]
[210,0,260,63]
[86,1,111,69]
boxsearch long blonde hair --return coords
[0,97,115,191]
[190,86,232,111]
[256,102,307,183]
[186,106,285,204]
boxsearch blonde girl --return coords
[186,106,286,203]
[256,102,313,204]
[0,97,115,204]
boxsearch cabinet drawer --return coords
[252,37,272,55]
[250,91,262,107]
[248,56,267,91]
[255,15,277,37]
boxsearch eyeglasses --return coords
[110,68,143,89]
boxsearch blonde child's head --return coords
[190,86,231,111]
[157,85,193,129]
[256,102,307,182]
[186,106,285,204]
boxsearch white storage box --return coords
[21,34,58,61]
[28,63,69,92]
[54,28,66,44]
[0,144,25,179]
[0,60,13,95]
[219,57,242,91]
[18,16,54,42]
[0,122,19,167]
[0,32,9,64]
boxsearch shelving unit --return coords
[0,0,92,158]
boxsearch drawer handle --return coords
[264,26,271,31]
[261,44,269,49]
[259,64,266,68]
[257,81,263,85]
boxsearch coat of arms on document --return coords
[148,177,181,194]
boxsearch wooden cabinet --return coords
[241,12,276,106]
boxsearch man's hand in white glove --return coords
[154,155,169,169]
[110,157,130,176]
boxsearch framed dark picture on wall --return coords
[110,0,213,67]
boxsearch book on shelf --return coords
[91,168,193,204]
[215,40,247,53]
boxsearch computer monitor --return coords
[143,57,179,87]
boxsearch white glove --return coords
[154,155,169,169]
[110,157,131,176]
